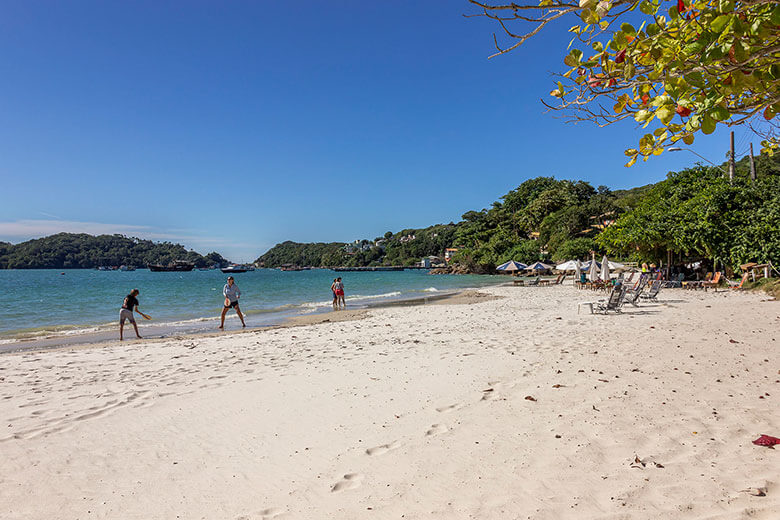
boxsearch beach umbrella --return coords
[555,260,579,271]
[526,261,553,271]
[607,260,626,271]
[496,260,526,272]
[601,255,611,282]
[573,260,582,286]
[588,258,599,282]
[580,260,601,271]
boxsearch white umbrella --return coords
[573,260,581,286]
[556,260,579,271]
[607,260,626,271]
[601,255,611,282]
[588,258,599,282]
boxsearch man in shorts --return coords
[220,276,246,329]
[119,288,143,340]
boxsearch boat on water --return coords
[221,264,255,274]
[119,265,136,271]
[148,260,195,272]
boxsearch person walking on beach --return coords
[334,277,345,309]
[119,288,143,340]
[220,276,246,329]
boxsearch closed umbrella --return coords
[588,257,599,282]
[601,255,611,282]
[573,260,581,286]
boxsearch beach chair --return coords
[624,280,646,306]
[701,272,722,291]
[662,273,685,288]
[683,271,710,290]
[640,280,662,301]
[726,273,749,290]
[527,276,540,286]
[624,271,635,284]
[579,285,627,314]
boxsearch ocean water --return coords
[0,268,503,345]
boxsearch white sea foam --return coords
[422,287,439,292]
[300,291,404,310]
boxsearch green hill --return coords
[0,233,229,269]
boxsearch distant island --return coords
[0,233,229,269]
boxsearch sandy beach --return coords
[1,284,777,519]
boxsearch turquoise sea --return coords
[0,268,502,347]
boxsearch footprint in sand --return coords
[366,440,402,456]
[260,507,285,519]
[331,473,363,492]
[435,404,459,413]
[426,424,448,436]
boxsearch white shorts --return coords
[119,309,135,323]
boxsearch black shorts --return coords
[225,300,239,309]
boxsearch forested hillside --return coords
[259,153,780,272]
[0,233,229,269]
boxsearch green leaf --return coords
[682,133,694,145]
[656,106,674,125]
[701,114,716,135]
[624,154,638,167]
[634,109,652,122]
[772,6,780,26]
[710,106,730,121]
[580,8,600,25]
[639,0,656,15]
[710,15,731,34]
[620,23,635,35]
[684,71,704,87]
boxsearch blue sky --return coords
[0,1,760,262]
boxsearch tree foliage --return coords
[0,233,229,269]
[468,0,780,164]
[596,162,780,268]
[454,177,620,266]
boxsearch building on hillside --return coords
[399,234,416,243]
[444,248,459,262]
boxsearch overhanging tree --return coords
[468,0,780,165]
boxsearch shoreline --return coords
[0,287,499,356]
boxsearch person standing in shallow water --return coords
[219,276,246,329]
[330,278,339,309]
[334,277,345,309]
[119,288,143,340]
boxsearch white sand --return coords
[1,285,777,519]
